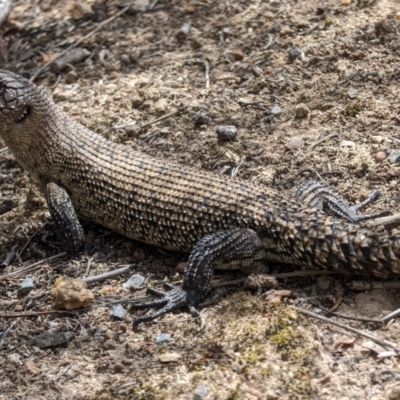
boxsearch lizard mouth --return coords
[15,106,30,122]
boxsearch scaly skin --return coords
[0,70,399,326]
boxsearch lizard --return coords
[0,69,398,327]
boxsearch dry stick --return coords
[0,320,17,347]
[114,106,187,130]
[52,361,74,382]
[82,264,135,284]
[272,268,350,279]
[310,132,339,148]
[310,302,382,324]
[112,381,138,394]
[186,59,210,90]
[83,256,93,278]
[0,310,77,318]
[29,5,131,82]
[291,306,400,354]
[366,213,400,229]
[0,252,66,280]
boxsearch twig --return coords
[271,269,350,279]
[310,302,383,324]
[0,252,67,280]
[112,381,138,394]
[82,264,135,285]
[291,305,400,354]
[211,278,246,288]
[18,230,38,258]
[0,320,17,347]
[366,213,400,229]
[310,132,339,148]
[380,308,400,323]
[83,256,93,278]
[114,106,187,130]
[185,59,210,90]
[30,5,131,82]
[0,310,77,318]
[263,34,274,50]
[52,361,74,382]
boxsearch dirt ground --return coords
[3,0,400,399]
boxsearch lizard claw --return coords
[132,284,189,327]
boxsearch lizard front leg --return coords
[132,229,266,327]
[45,182,85,253]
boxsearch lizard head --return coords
[0,70,56,175]
[0,70,36,126]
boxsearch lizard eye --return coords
[15,105,30,122]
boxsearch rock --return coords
[216,125,238,141]
[193,111,211,125]
[122,274,145,291]
[194,387,208,398]
[155,333,171,343]
[370,135,384,144]
[159,352,181,363]
[110,304,127,320]
[65,70,78,84]
[295,104,309,118]
[33,332,75,348]
[231,50,244,60]
[19,277,35,296]
[374,151,387,162]
[347,89,358,99]
[120,54,131,65]
[388,151,400,163]
[51,277,94,310]
[288,49,301,62]
[270,106,282,115]
[285,136,303,151]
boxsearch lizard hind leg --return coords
[132,229,265,327]
[294,180,390,223]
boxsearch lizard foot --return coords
[132,283,189,327]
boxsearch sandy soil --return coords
[2,0,400,399]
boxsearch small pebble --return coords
[110,304,127,320]
[33,332,75,348]
[19,277,35,296]
[120,54,131,66]
[347,89,358,99]
[294,104,309,118]
[316,276,331,290]
[370,135,384,144]
[159,352,181,363]
[193,110,211,125]
[285,136,302,151]
[65,70,78,84]
[122,274,145,291]
[341,0,351,5]
[270,106,282,115]
[232,50,244,60]
[288,48,301,62]
[155,333,171,343]
[375,151,387,162]
[194,387,208,399]
[216,125,238,141]
[388,151,400,163]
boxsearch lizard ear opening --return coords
[15,105,31,123]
